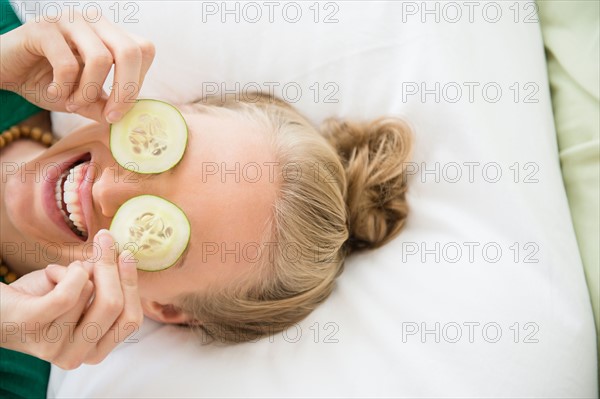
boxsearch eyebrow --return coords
[167,120,192,176]
[184,118,192,150]
[172,243,191,270]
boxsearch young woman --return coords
[0,3,412,383]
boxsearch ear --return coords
[141,299,193,325]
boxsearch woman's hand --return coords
[0,10,155,124]
[0,230,144,370]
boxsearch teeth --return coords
[68,212,82,223]
[66,202,80,215]
[63,191,78,204]
[54,162,89,238]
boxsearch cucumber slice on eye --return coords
[110,99,188,174]
[109,195,191,272]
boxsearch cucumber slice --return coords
[109,195,191,272]
[110,99,188,174]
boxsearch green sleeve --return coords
[0,349,51,399]
[0,0,43,131]
[0,1,52,396]
[0,275,51,398]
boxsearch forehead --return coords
[183,110,267,160]
[171,111,277,272]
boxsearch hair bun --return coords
[321,117,413,253]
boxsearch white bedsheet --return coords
[13,0,597,397]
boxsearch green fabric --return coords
[1,1,51,397]
[0,0,43,132]
[538,0,600,362]
[0,275,51,399]
[0,349,51,399]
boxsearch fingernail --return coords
[47,84,58,98]
[106,111,123,124]
[66,104,80,113]
[97,229,113,247]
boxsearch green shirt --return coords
[1,0,51,397]
[0,277,51,399]
[0,0,43,131]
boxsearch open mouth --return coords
[54,153,92,240]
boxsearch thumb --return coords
[33,262,89,321]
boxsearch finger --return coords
[45,264,68,284]
[75,90,110,123]
[30,25,80,101]
[46,261,93,284]
[85,250,143,365]
[34,262,89,323]
[61,16,114,114]
[90,18,143,123]
[54,279,94,328]
[62,230,123,358]
[127,33,156,93]
[47,277,94,371]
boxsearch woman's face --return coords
[3,110,277,322]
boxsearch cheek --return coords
[136,270,179,301]
[4,168,44,241]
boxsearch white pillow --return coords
[14,0,597,396]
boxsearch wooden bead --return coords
[41,132,53,145]
[0,124,55,150]
[0,265,8,276]
[4,272,17,283]
[21,125,31,136]
[10,126,21,140]
[2,131,13,143]
[31,127,42,141]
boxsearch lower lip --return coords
[42,155,90,241]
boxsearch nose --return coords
[92,164,150,218]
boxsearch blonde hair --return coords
[177,93,412,343]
